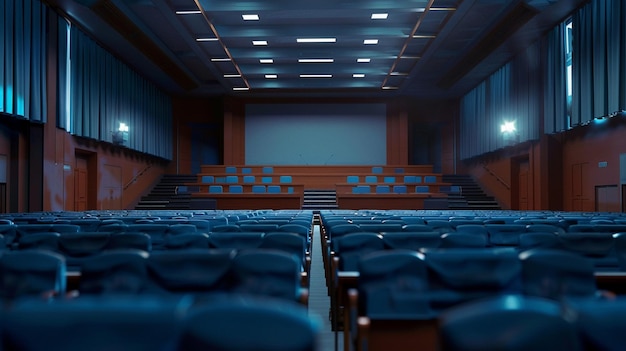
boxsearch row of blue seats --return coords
[343,248,626,351]
[351,184,453,194]
[200,174,294,184]
[347,174,440,184]
[0,293,319,351]
[0,248,307,303]
[207,184,296,194]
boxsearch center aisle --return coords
[309,222,343,351]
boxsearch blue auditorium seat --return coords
[393,185,407,194]
[79,249,151,294]
[201,175,214,183]
[439,295,583,351]
[268,185,282,193]
[208,185,223,193]
[225,175,239,183]
[252,185,266,193]
[262,166,274,174]
[178,295,319,351]
[279,175,292,183]
[383,176,396,183]
[261,176,273,184]
[0,250,67,300]
[375,185,391,194]
[243,175,256,183]
[365,175,378,183]
[415,185,430,193]
[225,166,237,174]
[347,175,360,183]
[228,185,244,193]
[424,175,437,183]
[371,166,383,174]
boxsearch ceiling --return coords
[47,0,587,99]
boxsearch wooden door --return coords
[74,157,88,211]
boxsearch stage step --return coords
[303,190,338,210]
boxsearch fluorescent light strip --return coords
[233,87,249,91]
[253,40,268,46]
[242,14,259,20]
[265,74,277,79]
[382,86,398,90]
[297,38,336,43]
[413,35,436,39]
[298,58,334,63]
[431,7,456,11]
[211,58,231,62]
[371,13,388,19]
[224,74,241,78]
[197,38,219,42]
[364,39,379,45]
[300,74,332,78]
[353,74,365,78]
[176,10,201,15]
[357,58,371,63]
[260,59,274,64]
[390,72,408,76]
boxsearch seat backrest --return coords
[332,233,384,271]
[382,232,442,250]
[147,249,236,293]
[0,250,66,299]
[106,232,152,252]
[179,296,319,351]
[163,233,210,250]
[57,232,112,257]
[423,248,522,309]
[208,232,265,250]
[231,249,302,301]
[439,295,582,351]
[79,249,151,294]
[519,248,597,300]
[358,250,432,318]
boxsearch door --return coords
[74,156,88,211]
[517,159,530,210]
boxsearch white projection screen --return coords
[245,103,387,165]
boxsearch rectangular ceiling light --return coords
[382,86,398,90]
[297,38,336,43]
[259,59,274,64]
[233,87,250,91]
[371,13,388,19]
[298,59,334,63]
[224,74,241,78]
[265,74,278,79]
[353,74,366,78]
[364,39,379,45]
[253,40,268,46]
[357,58,371,63]
[197,38,219,42]
[413,35,436,39]
[300,74,332,78]
[176,10,201,15]
[211,58,231,62]
[390,72,408,76]
[242,14,260,20]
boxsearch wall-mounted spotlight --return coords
[501,120,518,145]
[112,122,129,146]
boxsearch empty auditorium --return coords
[1,0,626,350]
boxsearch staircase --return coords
[442,174,501,210]
[302,190,338,210]
[135,174,197,210]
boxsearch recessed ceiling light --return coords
[413,35,436,39]
[364,39,379,45]
[265,74,278,79]
[401,55,420,59]
[357,58,371,63]
[233,87,249,91]
[353,74,366,78]
[297,38,336,43]
[176,10,201,15]
[253,40,268,46]
[390,72,409,76]
[260,59,274,64]
[211,58,231,62]
[382,86,398,90]
[242,14,259,21]
[300,74,333,78]
[371,13,388,19]
[298,58,334,63]
[196,38,219,42]
[224,74,241,78]
[431,7,456,11]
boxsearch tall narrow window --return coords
[565,18,573,126]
